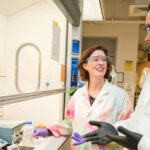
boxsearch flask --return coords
[22,121,34,146]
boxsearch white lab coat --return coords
[115,73,150,150]
[49,80,133,150]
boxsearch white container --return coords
[22,121,34,146]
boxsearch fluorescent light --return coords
[83,0,104,21]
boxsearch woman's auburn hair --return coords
[78,45,112,81]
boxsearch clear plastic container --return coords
[22,121,34,146]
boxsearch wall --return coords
[65,23,83,109]
[83,22,139,72]
[83,22,140,104]
[65,0,83,109]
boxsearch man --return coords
[82,4,150,150]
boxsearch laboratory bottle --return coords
[22,121,34,146]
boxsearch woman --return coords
[34,45,133,150]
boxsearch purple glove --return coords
[33,128,49,137]
[72,132,86,145]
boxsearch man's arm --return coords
[138,136,150,150]
[106,126,142,150]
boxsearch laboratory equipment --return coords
[0,120,26,144]
[0,138,8,148]
[7,144,19,150]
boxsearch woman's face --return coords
[83,50,108,79]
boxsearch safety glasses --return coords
[86,55,109,65]
[145,24,150,34]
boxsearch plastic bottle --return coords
[22,121,34,146]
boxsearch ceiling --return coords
[102,0,150,22]
[0,0,149,22]
[0,0,41,16]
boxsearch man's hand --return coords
[106,126,142,150]
[83,121,118,144]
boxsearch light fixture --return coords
[83,0,104,21]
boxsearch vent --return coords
[53,0,81,26]
[129,5,147,17]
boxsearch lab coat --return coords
[115,73,150,150]
[48,80,133,150]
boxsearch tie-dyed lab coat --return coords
[48,80,133,150]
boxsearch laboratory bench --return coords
[2,136,123,150]
[22,136,70,150]
[0,120,70,150]
[1,136,70,150]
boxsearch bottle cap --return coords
[25,121,32,124]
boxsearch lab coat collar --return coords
[83,80,110,94]
[92,80,111,106]
[82,80,111,108]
